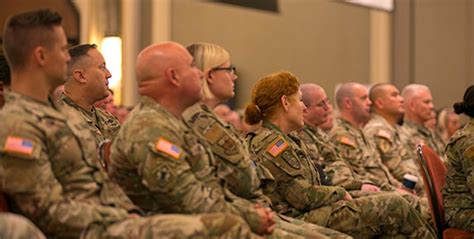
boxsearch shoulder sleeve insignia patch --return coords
[156,137,182,159]
[338,136,356,147]
[463,145,474,159]
[376,129,392,140]
[267,137,289,157]
[4,136,34,156]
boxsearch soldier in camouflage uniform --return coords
[443,85,474,232]
[401,84,447,162]
[244,71,435,238]
[109,42,299,238]
[182,42,349,239]
[0,213,46,239]
[59,44,121,147]
[297,83,381,193]
[364,83,424,194]
[329,83,432,222]
[0,9,256,238]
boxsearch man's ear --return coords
[343,97,352,110]
[206,69,214,84]
[375,98,384,109]
[281,95,290,112]
[72,69,87,84]
[33,46,47,67]
[166,68,179,86]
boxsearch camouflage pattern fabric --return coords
[401,120,447,163]
[184,103,351,239]
[0,91,256,239]
[296,125,368,191]
[364,114,424,195]
[0,213,45,239]
[443,118,474,232]
[248,121,435,238]
[109,97,317,238]
[330,118,401,191]
[58,93,120,146]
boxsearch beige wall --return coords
[172,0,371,108]
[393,0,474,109]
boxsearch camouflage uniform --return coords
[184,103,350,239]
[248,121,435,238]
[0,91,256,238]
[0,213,45,239]
[331,118,431,221]
[443,118,474,231]
[364,113,424,194]
[109,97,311,238]
[58,93,120,146]
[330,118,401,190]
[296,125,369,191]
[401,120,447,162]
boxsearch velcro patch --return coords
[338,136,356,147]
[376,129,392,140]
[267,137,289,157]
[3,136,34,156]
[155,137,182,159]
[463,145,474,159]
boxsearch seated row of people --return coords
[1,7,470,238]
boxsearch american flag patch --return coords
[267,137,288,157]
[156,137,182,159]
[4,136,34,156]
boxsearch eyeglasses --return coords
[306,99,330,108]
[211,65,236,75]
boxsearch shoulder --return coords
[329,125,357,148]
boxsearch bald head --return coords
[135,42,203,115]
[401,84,434,124]
[335,82,371,126]
[301,83,332,128]
[335,82,364,110]
[136,42,188,84]
[301,83,324,107]
[401,84,430,104]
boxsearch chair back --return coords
[416,144,446,238]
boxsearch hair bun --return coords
[453,102,466,115]
[244,103,262,125]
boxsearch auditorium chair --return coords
[416,144,474,239]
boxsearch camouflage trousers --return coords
[275,214,351,239]
[82,213,260,239]
[0,213,46,239]
[301,194,436,238]
[445,207,474,232]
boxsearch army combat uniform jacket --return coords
[58,93,120,146]
[443,118,474,231]
[184,103,349,239]
[296,125,369,191]
[364,114,424,194]
[248,121,435,238]
[401,120,447,162]
[330,118,401,190]
[0,92,254,238]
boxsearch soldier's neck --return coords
[10,71,51,103]
[375,111,398,126]
[64,91,93,111]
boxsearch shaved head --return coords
[335,82,361,110]
[136,42,188,85]
[369,83,392,103]
[301,83,324,106]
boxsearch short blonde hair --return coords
[187,42,230,101]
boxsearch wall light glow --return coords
[100,36,122,103]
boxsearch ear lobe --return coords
[167,68,179,86]
[281,95,290,112]
[73,69,87,84]
[34,47,47,66]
